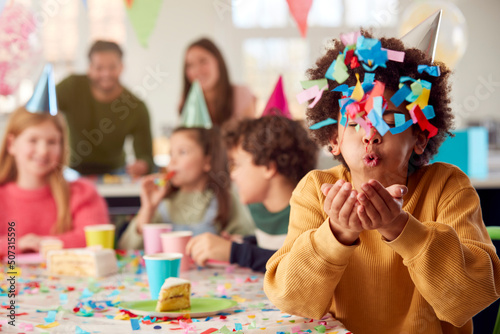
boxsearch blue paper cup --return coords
[143,252,183,300]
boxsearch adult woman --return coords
[179,38,256,126]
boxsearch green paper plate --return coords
[120,298,237,318]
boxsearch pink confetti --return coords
[308,85,328,108]
[354,117,371,134]
[19,322,34,331]
[340,31,361,46]
[383,48,405,62]
[296,85,319,105]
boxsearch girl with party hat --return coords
[0,65,109,255]
[263,23,500,334]
[118,82,254,250]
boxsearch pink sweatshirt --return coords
[0,179,109,253]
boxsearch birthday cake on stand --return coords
[46,248,118,277]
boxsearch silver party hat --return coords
[400,9,442,63]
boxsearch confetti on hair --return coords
[309,118,337,130]
[307,32,440,138]
[418,65,441,77]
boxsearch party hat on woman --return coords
[180,81,213,128]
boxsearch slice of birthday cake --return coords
[46,248,118,277]
[155,277,191,312]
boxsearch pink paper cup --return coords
[160,231,193,272]
[143,224,173,255]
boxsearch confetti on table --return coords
[131,318,141,330]
[76,326,90,334]
[36,321,60,329]
[200,329,218,334]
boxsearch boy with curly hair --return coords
[264,31,500,333]
[187,115,318,272]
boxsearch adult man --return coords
[56,41,154,176]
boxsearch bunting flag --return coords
[124,0,134,9]
[286,0,313,38]
[261,76,292,119]
[125,0,163,48]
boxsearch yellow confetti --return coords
[247,315,255,319]
[325,331,339,334]
[224,283,232,289]
[231,295,246,303]
[36,321,60,329]
[135,282,148,287]
[406,88,430,111]
[276,320,283,324]
[114,313,130,320]
[351,73,364,102]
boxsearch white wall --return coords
[2,0,500,142]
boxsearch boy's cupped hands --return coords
[321,179,409,245]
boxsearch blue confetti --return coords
[390,85,411,108]
[76,326,90,334]
[217,312,231,316]
[394,113,406,127]
[390,119,413,135]
[417,65,441,77]
[340,114,347,127]
[364,72,375,84]
[423,105,435,119]
[235,323,243,331]
[44,310,57,324]
[309,118,337,130]
[154,325,162,330]
[368,111,390,136]
[205,316,212,321]
[81,288,93,299]
[262,308,279,311]
[131,318,140,331]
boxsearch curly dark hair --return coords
[224,115,318,185]
[306,30,454,170]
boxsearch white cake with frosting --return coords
[156,277,191,312]
[46,248,118,277]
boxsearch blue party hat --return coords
[26,64,58,116]
[180,81,212,128]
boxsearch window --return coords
[87,0,126,45]
[243,38,309,118]
[233,0,398,119]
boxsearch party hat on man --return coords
[400,9,442,63]
[25,64,58,116]
[180,81,213,128]
[261,76,292,119]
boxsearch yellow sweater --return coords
[264,163,500,334]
